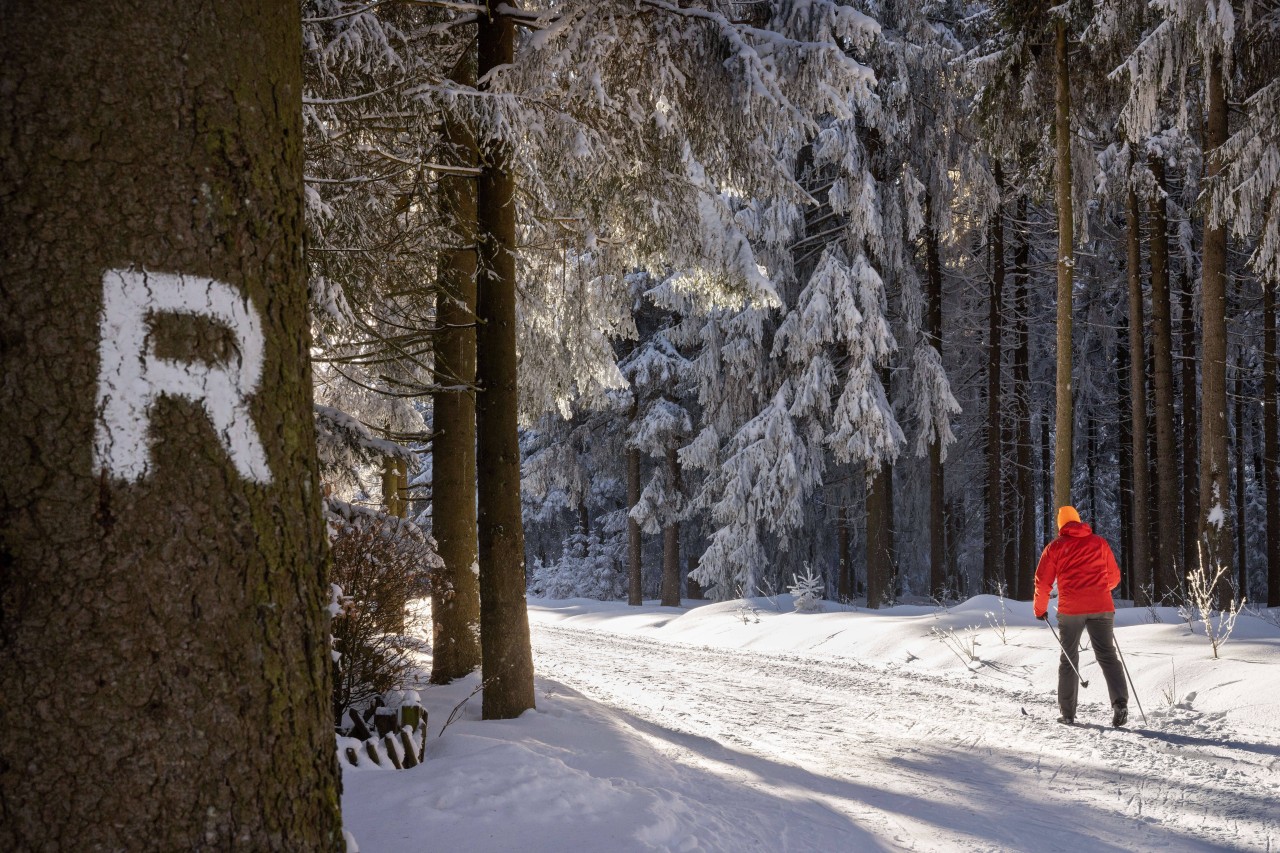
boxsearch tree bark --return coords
[1180,270,1200,591]
[1012,196,1036,601]
[837,504,852,601]
[1053,19,1075,512]
[1199,50,1233,597]
[1126,186,1153,604]
[476,2,535,720]
[1235,354,1248,597]
[0,2,343,848]
[1148,157,1180,598]
[627,443,643,605]
[866,463,894,608]
[1118,314,1134,599]
[660,444,682,606]
[1265,282,1280,606]
[430,45,482,684]
[686,552,704,600]
[924,191,947,600]
[1041,411,1054,546]
[985,174,1005,594]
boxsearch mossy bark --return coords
[0,1,343,849]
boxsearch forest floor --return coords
[342,595,1280,852]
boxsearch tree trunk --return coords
[1180,270,1200,592]
[0,2,343,848]
[1118,316,1134,600]
[1264,283,1280,606]
[1148,157,1179,598]
[1013,196,1036,601]
[476,3,535,720]
[985,175,1005,594]
[686,552,704,600]
[837,504,852,601]
[1053,19,1075,512]
[1235,354,1248,597]
[866,463,894,608]
[1041,411,1054,546]
[1200,50,1233,598]
[430,47,482,682]
[627,443,643,605]
[1126,186,1153,604]
[660,444,682,606]
[924,192,947,601]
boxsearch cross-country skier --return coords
[1033,506,1129,727]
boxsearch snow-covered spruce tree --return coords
[624,321,695,606]
[2,2,342,847]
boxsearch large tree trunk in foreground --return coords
[1148,158,1180,598]
[0,2,342,848]
[476,3,535,721]
[1053,19,1076,512]
[430,47,482,684]
[1199,51,1233,599]
[1126,186,1153,604]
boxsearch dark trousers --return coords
[1056,611,1128,718]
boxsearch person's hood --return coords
[1060,521,1093,537]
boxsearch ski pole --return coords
[1045,617,1089,688]
[1113,633,1147,725]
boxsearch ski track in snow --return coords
[530,620,1280,853]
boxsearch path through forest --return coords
[530,618,1279,852]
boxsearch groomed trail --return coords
[530,619,1280,852]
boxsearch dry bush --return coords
[330,511,435,724]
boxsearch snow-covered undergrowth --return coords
[342,596,1280,852]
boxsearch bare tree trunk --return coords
[1200,50,1233,599]
[1235,354,1248,597]
[837,504,852,601]
[686,552,704,600]
[660,444,682,606]
[627,442,643,605]
[866,463,893,608]
[476,2,534,720]
[985,175,1005,594]
[1180,271,1200,592]
[924,192,948,601]
[1118,313,1134,599]
[1266,283,1280,606]
[1042,412,1054,545]
[0,2,343,847]
[1053,19,1075,511]
[1127,186,1153,604]
[1148,157,1179,598]
[1013,196,1036,601]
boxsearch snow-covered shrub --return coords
[788,564,825,613]
[329,502,436,723]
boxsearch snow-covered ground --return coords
[343,596,1280,852]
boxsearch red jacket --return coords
[1033,521,1120,616]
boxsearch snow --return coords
[342,596,1280,851]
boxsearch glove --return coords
[1035,611,1048,621]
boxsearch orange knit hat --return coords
[1057,505,1081,530]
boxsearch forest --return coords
[304,0,1279,696]
[3,0,1280,850]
